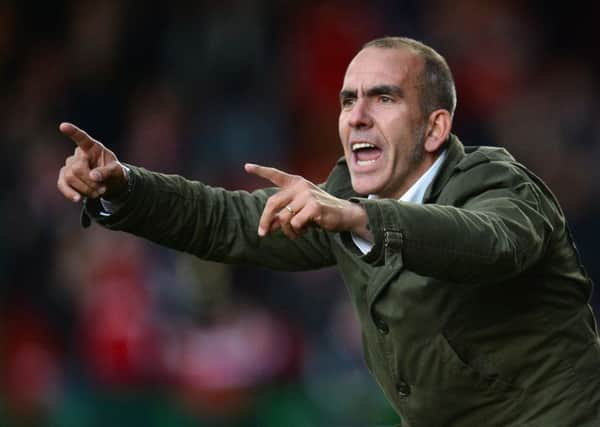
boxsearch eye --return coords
[379,95,394,103]
[341,97,356,108]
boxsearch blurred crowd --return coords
[1,0,599,426]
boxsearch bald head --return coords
[361,37,457,120]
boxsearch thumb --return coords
[89,163,123,182]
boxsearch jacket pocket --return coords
[433,332,521,394]
[399,333,526,426]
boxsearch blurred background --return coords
[1,0,599,426]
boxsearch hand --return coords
[244,163,372,241]
[57,122,128,202]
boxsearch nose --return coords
[347,98,373,129]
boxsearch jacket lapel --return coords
[366,135,466,309]
[423,134,465,203]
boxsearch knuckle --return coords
[76,167,92,182]
[290,217,301,229]
[72,160,88,173]
[307,199,319,211]
[300,187,311,198]
[64,169,74,181]
[269,196,284,212]
[293,219,305,231]
[274,212,285,225]
[265,196,276,210]
[71,164,83,176]
[294,178,307,189]
[74,147,89,159]
[263,197,273,212]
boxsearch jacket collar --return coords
[423,133,465,203]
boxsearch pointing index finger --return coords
[59,122,97,152]
[245,163,296,188]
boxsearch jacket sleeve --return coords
[84,166,335,271]
[342,161,558,284]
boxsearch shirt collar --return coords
[368,148,448,204]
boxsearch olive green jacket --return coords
[85,135,600,426]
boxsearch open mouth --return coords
[351,142,382,166]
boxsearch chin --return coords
[350,176,382,197]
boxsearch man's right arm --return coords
[57,122,335,271]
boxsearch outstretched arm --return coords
[56,124,338,271]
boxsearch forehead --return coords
[342,46,423,89]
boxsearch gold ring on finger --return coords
[285,205,296,216]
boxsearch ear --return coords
[423,110,452,153]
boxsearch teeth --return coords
[357,159,376,166]
[352,142,376,152]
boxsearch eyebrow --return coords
[367,84,405,98]
[339,84,405,101]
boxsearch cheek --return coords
[338,117,348,148]
[384,120,412,152]
[338,115,345,136]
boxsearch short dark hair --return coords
[362,37,457,118]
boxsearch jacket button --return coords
[374,317,389,335]
[396,381,411,398]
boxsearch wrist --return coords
[347,200,373,242]
[104,164,132,203]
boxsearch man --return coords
[57,37,600,426]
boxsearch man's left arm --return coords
[344,162,557,284]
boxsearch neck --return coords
[385,150,441,199]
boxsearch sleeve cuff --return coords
[338,197,387,265]
[80,163,139,229]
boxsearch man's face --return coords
[338,46,429,198]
